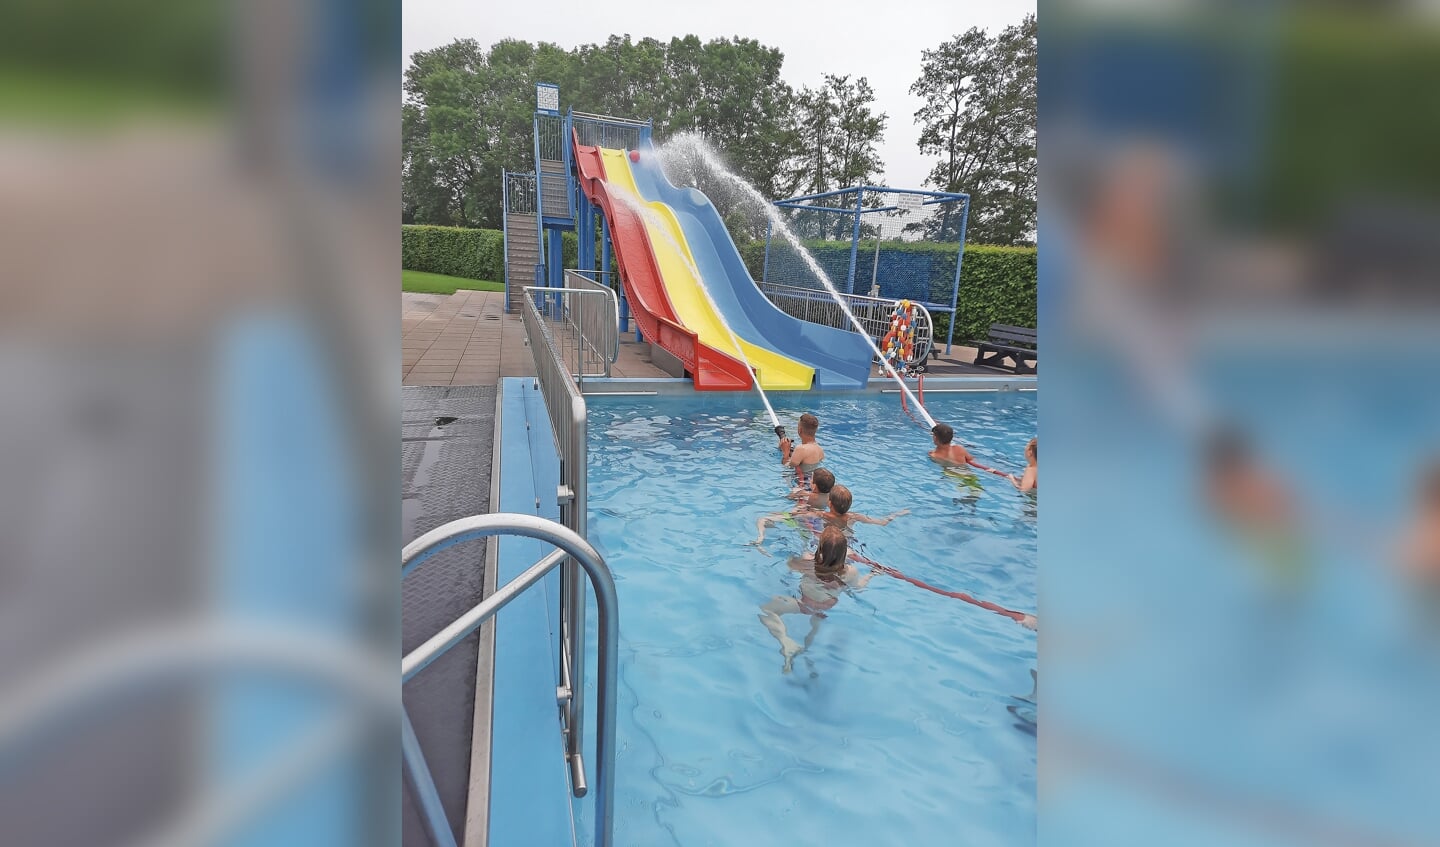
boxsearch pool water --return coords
[576,390,1037,846]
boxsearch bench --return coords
[971,324,1037,373]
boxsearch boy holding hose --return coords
[778,413,825,489]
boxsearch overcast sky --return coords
[403,0,1035,191]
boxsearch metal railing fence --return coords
[755,281,934,363]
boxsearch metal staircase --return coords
[514,93,654,305]
[539,159,571,221]
[502,172,540,313]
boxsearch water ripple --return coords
[577,392,1037,846]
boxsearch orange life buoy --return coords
[879,300,917,366]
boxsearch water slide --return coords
[574,135,874,390]
[573,141,752,391]
[624,143,875,390]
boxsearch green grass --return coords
[0,69,216,127]
[402,269,504,295]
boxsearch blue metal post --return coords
[947,196,971,354]
[846,188,864,294]
[547,228,564,317]
[533,118,545,272]
[578,193,595,273]
[762,218,772,283]
[600,216,611,280]
[548,229,564,291]
[603,216,625,336]
[563,110,574,192]
[502,170,511,312]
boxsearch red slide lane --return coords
[573,138,752,391]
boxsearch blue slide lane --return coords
[626,145,874,389]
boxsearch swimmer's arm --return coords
[963,452,998,473]
[750,513,784,546]
[848,509,909,526]
[844,564,875,589]
[1016,468,1037,492]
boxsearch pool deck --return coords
[401,380,580,847]
[402,290,1015,387]
[401,385,498,846]
[403,290,671,385]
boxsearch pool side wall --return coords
[488,377,577,846]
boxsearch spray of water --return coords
[658,133,937,430]
[608,180,780,428]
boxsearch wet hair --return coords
[931,423,954,445]
[812,467,836,494]
[829,484,853,515]
[798,413,819,436]
[1026,437,1037,460]
[815,526,848,574]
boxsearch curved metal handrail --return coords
[0,624,393,846]
[401,513,619,847]
[564,270,622,362]
[525,284,618,378]
[755,281,935,363]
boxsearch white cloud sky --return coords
[403,0,1035,192]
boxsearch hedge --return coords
[402,224,1035,345]
[739,240,1036,344]
[402,225,600,283]
[402,225,505,282]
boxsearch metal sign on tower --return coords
[536,83,559,116]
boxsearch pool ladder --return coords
[402,513,619,847]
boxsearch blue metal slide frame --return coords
[625,143,874,389]
[768,185,971,353]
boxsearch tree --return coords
[402,101,452,225]
[649,37,803,236]
[789,75,887,238]
[401,35,890,233]
[793,74,887,198]
[911,14,1036,245]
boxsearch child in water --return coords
[792,467,836,511]
[757,526,875,673]
[928,423,978,468]
[1204,426,1305,591]
[778,413,825,489]
[1008,438,1038,493]
[751,480,907,555]
[819,484,909,529]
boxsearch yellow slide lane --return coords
[599,148,814,391]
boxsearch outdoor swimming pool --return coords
[573,389,1037,846]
